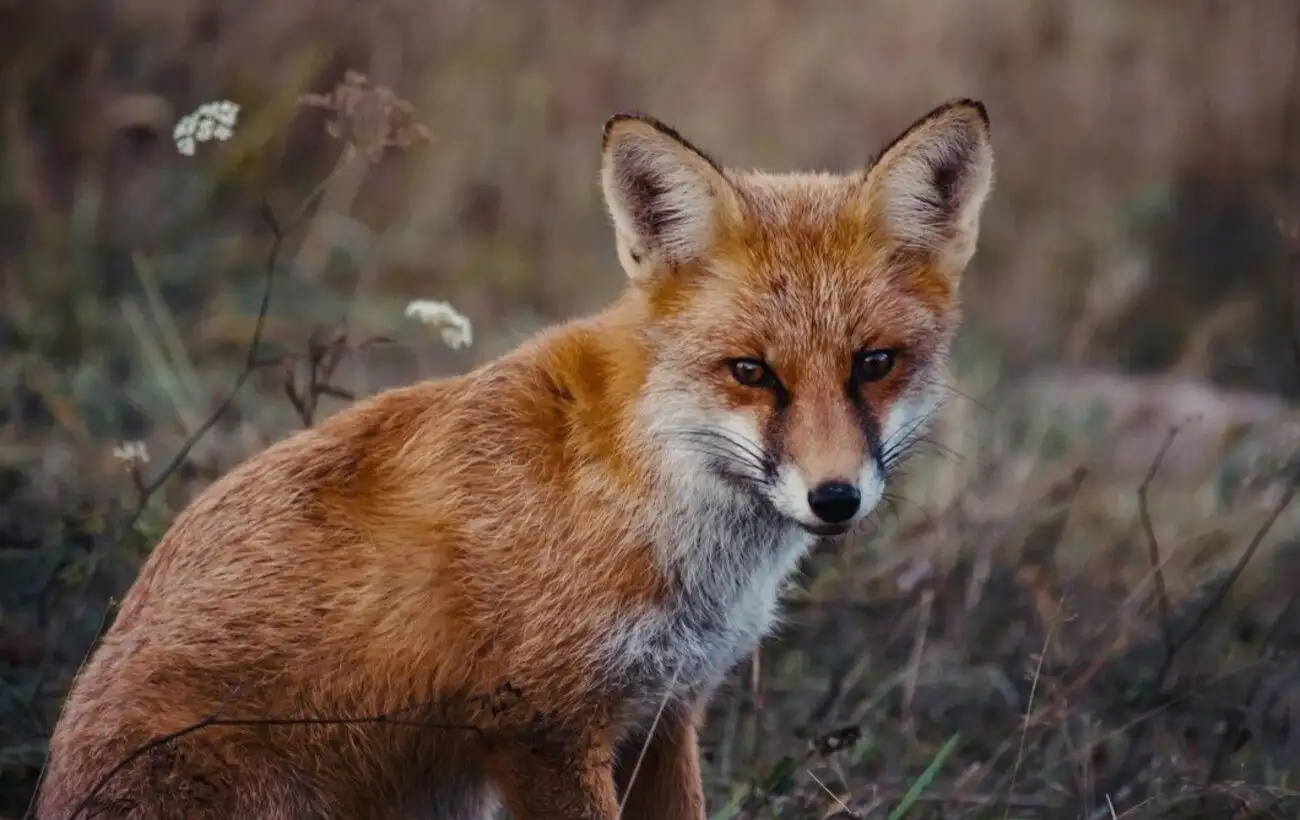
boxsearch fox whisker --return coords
[878,412,937,473]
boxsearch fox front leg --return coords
[615,701,707,820]
[487,738,620,820]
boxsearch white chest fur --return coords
[601,490,815,705]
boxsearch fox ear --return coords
[861,99,994,277]
[600,113,738,279]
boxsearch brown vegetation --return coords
[3,1,1299,817]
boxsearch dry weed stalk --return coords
[23,69,462,820]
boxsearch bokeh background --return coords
[4,1,1300,816]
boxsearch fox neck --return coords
[527,298,813,694]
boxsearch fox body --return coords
[39,99,994,819]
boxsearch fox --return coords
[37,98,994,820]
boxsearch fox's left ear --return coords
[600,113,741,281]
[861,99,995,278]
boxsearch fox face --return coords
[602,101,994,537]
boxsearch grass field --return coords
[3,1,1300,816]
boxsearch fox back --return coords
[38,99,993,820]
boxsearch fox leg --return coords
[486,737,619,820]
[615,702,707,820]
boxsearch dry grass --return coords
[3,1,1300,817]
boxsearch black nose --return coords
[807,481,861,523]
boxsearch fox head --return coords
[601,100,994,537]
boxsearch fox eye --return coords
[729,358,778,389]
[852,349,897,383]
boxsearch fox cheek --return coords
[876,385,943,474]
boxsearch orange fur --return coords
[38,99,994,819]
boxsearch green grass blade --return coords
[887,731,961,820]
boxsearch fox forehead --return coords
[728,170,868,231]
[654,171,953,364]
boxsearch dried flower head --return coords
[173,100,240,156]
[405,300,473,350]
[298,71,431,162]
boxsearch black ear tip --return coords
[944,98,990,130]
[603,112,647,145]
[602,111,674,149]
[599,112,725,174]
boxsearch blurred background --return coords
[3,1,1300,816]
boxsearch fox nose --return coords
[807,481,861,524]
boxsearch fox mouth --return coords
[703,460,853,538]
[798,521,852,537]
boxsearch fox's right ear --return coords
[600,113,739,280]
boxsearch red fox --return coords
[38,99,994,819]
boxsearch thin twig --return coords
[900,588,933,723]
[617,660,682,818]
[1003,594,1062,819]
[807,770,854,817]
[1155,480,1298,692]
[67,694,485,820]
[1106,481,1299,800]
[22,202,285,710]
[26,154,360,709]
[1137,425,1180,655]
[278,328,373,426]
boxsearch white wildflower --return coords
[172,99,241,156]
[405,300,473,350]
[213,101,239,126]
[112,441,150,466]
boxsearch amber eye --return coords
[729,358,778,389]
[852,349,897,383]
